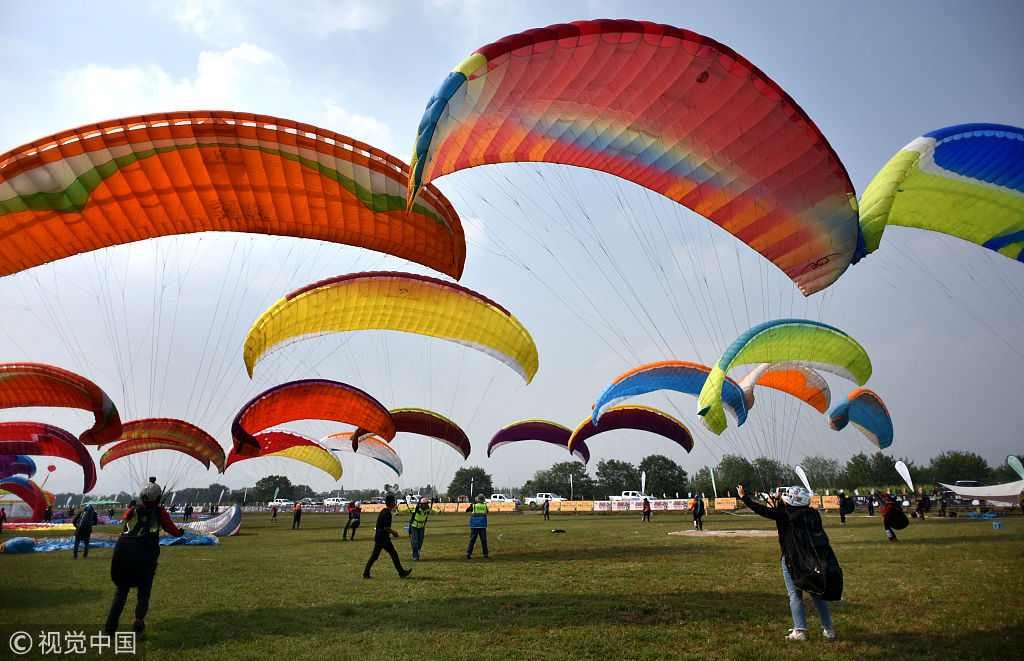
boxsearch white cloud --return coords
[55,43,293,121]
[53,43,384,134]
[301,0,393,36]
[320,100,394,153]
[184,43,292,107]
[173,0,234,44]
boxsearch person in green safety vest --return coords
[465,494,489,559]
[408,497,437,561]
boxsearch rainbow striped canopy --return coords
[410,19,862,295]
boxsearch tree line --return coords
[53,449,1019,505]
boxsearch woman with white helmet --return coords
[737,484,841,642]
[104,478,184,637]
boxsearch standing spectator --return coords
[641,498,652,523]
[465,494,489,559]
[292,502,303,530]
[837,492,853,525]
[0,506,6,534]
[738,485,839,642]
[542,498,551,521]
[270,505,278,522]
[104,478,184,637]
[44,505,53,523]
[343,501,361,540]
[363,495,411,579]
[915,494,929,520]
[408,497,436,561]
[866,495,875,517]
[691,494,706,531]
[72,504,98,559]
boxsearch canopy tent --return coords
[939,480,1024,507]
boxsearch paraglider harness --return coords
[883,497,909,530]
[760,492,843,601]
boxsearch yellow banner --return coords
[821,496,839,510]
[713,498,736,510]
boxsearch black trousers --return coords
[364,537,404,576]
[105,565,156,634]
[467,528,488,557]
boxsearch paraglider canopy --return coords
[0,111,467,279]
[409,19,863,295]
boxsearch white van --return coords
[324,497,350,509]
[269,498,293,510]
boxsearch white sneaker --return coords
[785,629,807,641]
[823,627,836,640]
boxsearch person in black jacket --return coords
[72,504,99,559]
[738,484,836,642]
[343,501,361,540]
[837,491,853,525]
[104,478,184,637]
[363,495,411,579]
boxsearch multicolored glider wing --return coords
[0,111,465,279]
[859,123,1024,262]
[410,19,862,294]
[0,363,121,445]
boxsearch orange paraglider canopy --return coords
[0,111,465,279]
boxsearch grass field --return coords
[1,509,1021,660]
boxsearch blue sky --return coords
[1,1,1021,496]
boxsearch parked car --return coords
[298,498,320,508]
[608,491,655,502]
[269,498,294,510]
[324,497,350,508]
[523,493,565,506]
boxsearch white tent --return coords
[940,480,1024,507]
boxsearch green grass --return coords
[1,510,1021,660]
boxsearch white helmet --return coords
[780,485,812,507]
[140,481,162,502]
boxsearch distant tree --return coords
[716,454,757,492]
[252,475,293,502]
[868,452,903,487]
[840,452,873,490]
[689,467,714,496]
[800,456,841,490]
[928,451,992,484]
[448,467,493,500]
[638,455,687,497]
[595,459,640,499]
[522,461,594,499]
[752,457,794,492]
[552,461,595,499]
[990,456,1024,484]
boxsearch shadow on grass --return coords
[889,533,1023,546]
[153,589,792,652]
[0,585,106,611]
[857,622,1024,659]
